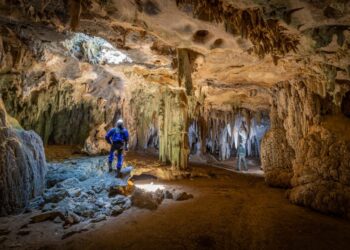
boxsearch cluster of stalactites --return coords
[175,0,299,59]
[134,118,159,150]
[188,121,202,156]
[191,110,270,160]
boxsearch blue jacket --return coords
[105,127,129,144]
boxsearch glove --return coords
[125,143,129,151]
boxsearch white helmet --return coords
[116,119,124,127]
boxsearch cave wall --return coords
[0,24,122,149]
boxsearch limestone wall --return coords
[263,78,350,218]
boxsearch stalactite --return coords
[177,48,193,95]
[70,0,82,31]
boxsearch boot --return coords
[108,161,113,173]
[115,168,122,178]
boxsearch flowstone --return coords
[0,99,47,215]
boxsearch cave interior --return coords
[0,0,350,249]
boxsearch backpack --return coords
[111,128,127,143]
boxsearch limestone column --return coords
[158,87,189,170]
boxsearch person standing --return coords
[237,122,248,171]
[237,143,248,171]
[105,119,129,178]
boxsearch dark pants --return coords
[237,155,248,171]
[108,142,124,170]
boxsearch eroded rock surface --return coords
[0,99,47,215]
[267,80,350,218]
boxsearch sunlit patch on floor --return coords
[135,182,165,192]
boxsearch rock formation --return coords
[270,80,350,218]
[0,98,47,215]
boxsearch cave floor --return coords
[2,152,350,250]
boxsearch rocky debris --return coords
[67,187,82,198]
[29,196,45,210]
[43,189,69,203]
[131,187,164,210]
[42,203,57,212]
[131,186,194,210]
[53,216,64,224]
[56,178,81,189]
[109,181,135,197]
[173,191,194,201]
[164,190,173,199]
[122,199,132,210]
[90,215,106,223]
[30,211,66,223]
[108,166,135,196]
[27,157,135,229]
[110,195,130,206]
[64,213,81,227]
[32,211,65,224]
[73,202,97,218]
[111,206,124,216]
[0,99,47,216]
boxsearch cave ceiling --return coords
[0,0,349,112]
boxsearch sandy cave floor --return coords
[1,151,350,250]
